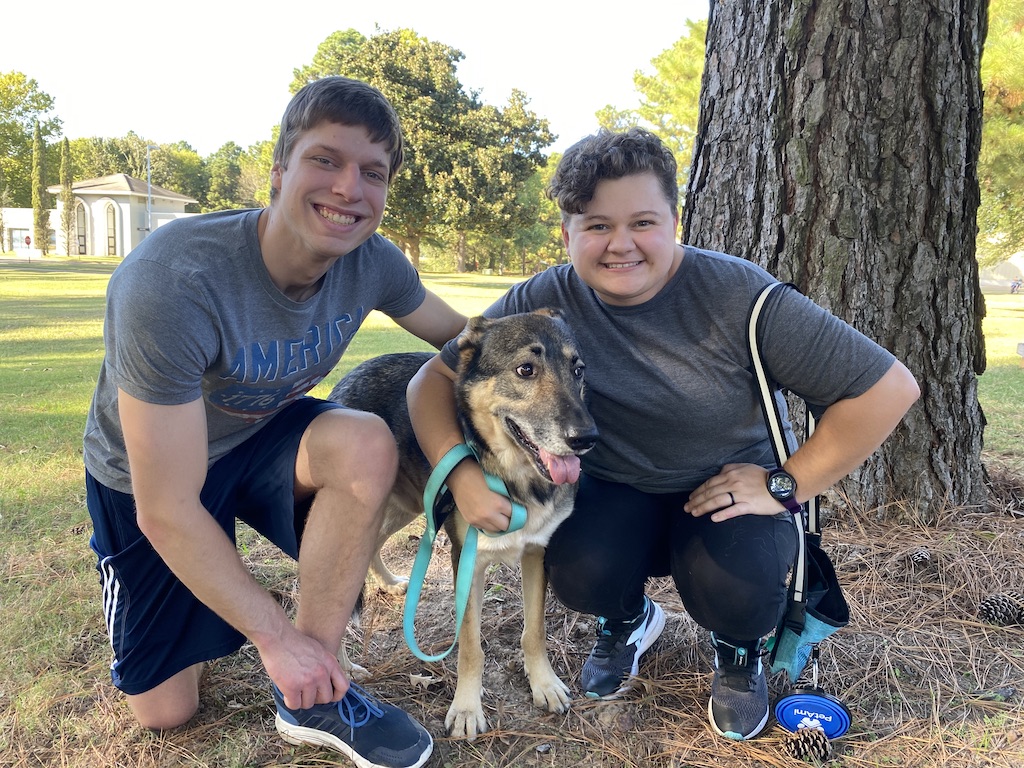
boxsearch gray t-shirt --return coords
[85,208,426,493]
[441,246,895,494]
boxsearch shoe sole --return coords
[585,600,667,700]
[275,713,433,768]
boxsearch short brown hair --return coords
[272,77,404,189]
[547,128,678,219]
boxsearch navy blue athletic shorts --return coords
[86,396,342,695]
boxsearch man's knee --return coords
[299,410,399,494]
[126,663,203,731]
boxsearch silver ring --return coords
[728,492,736,506]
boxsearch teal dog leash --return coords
[403,442,528,662]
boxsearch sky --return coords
[3,0,709,158]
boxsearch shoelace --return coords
[592,614,640,658]
[717,647,766,692]
[337,683,385,737]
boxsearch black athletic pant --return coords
[545,473,799,642]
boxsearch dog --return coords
[328,309,598,739]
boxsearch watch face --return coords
[768,472,796,498]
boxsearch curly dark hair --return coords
[547,128,678,219]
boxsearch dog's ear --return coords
[457,315,491,354]
[456,315,492,373]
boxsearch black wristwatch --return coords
[766,468,803,514]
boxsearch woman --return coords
[408,128,919,741]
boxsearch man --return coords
[83,77,466,768]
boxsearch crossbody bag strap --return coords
[746,282,813,625]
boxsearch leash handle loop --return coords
[403,442,527,662]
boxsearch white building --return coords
[2,174,197,257]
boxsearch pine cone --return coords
[978,592,1024,626]
[909,546,931,565]
[783,726,832,761]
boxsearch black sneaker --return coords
[272,683,433,768]
[708,633,769,740]
[581,596,665,699]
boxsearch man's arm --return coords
[119,390,348,709]
[406,355,516,533]
[393,289,468,349]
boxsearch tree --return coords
[293,28,474,267]
[684,0,987,520]
[508,169,562,274]
[634,19,707,192]
[598,20,707,194]
[976,0,1024,266]
[59,137,75,256]
[151,141,206,212]
[69,134,205,212]
[0,185,10,252]
[205,142,244,211]
[0,72,60,208]
[31,121,49,254]
[431,91,553,271]
[238,138,275,208]
[68,136,123,179]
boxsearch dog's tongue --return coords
[539,449,581,485]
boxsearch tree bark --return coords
[684,0,989,521]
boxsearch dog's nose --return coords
[565,429,598,453]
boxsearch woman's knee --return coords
[671,516,796,637]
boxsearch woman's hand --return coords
[683,463,784,522]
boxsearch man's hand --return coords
[258,627,350,710]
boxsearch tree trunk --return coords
[403,237,422,270]
[457,231,468,273]
[684,0,989,521]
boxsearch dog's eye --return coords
[516,364,536,378]
[574,364,585,379]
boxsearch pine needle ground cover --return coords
[2,258,1022,767]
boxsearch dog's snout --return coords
[565,428,599,454]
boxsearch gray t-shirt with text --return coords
[85,208,426,493]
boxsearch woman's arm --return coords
[684,360,920,522]
[406,354,518,533]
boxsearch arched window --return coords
[76,203,87,255]
[106,204,116,256]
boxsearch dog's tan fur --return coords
[329,309,597,739]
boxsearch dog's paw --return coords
[347,662,370,681]
[445,701,488,740]
[530,674,571,713]
[377,576,409,596]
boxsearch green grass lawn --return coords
[977,293,1024,467]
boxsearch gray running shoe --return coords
[581,596,665,698]
[708,633,769,740]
